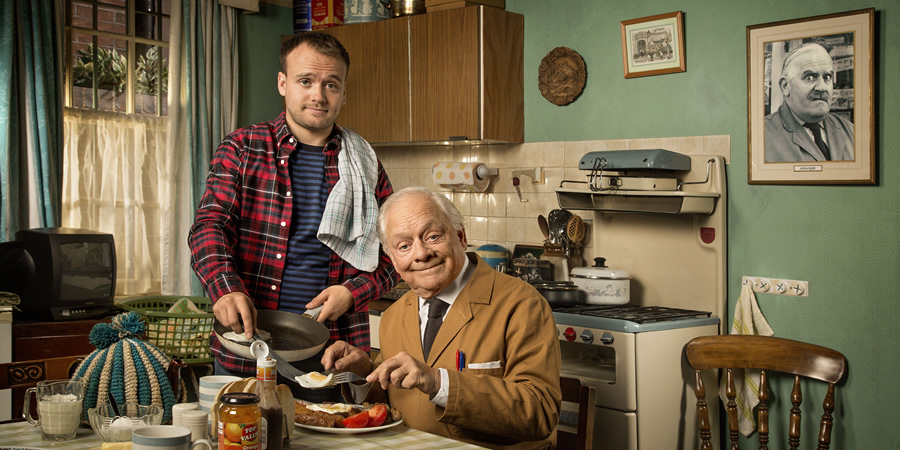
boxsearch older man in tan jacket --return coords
[323,186,561,449]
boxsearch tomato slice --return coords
[342,411,370,428]
[367,404,388,427]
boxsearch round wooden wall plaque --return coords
[538,47,586,106]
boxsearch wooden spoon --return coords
[538,215,550,242]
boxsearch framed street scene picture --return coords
[621,11,685,79]
[747,8,875,184]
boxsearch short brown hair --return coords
[279,31,350,75]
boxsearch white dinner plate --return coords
[295,418,403,434]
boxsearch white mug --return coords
[132,425,212,450]
[197,376,241,413]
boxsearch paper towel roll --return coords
[432,161,490,192]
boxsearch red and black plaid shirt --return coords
[189,112,397,373]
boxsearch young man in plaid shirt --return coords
[189,32,398,398]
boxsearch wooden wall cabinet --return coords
[323,6,524,144]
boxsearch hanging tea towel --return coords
[719,282,774,436]
[317,126,381,272]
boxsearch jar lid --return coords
[220,392,259,404]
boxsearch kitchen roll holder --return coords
[432,161,498,192]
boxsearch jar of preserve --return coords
[218,392,261,450]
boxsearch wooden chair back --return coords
[684,335,846,450]
[558,376,596,450]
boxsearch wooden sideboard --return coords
[8,317,111,419]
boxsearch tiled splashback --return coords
[374,135,730,267]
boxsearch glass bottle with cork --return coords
[256,352,285,449]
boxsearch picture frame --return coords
[620,11,686,79]
[747,8,875,185]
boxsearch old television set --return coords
[0,227,116,321]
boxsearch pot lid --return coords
[569,257,631,280]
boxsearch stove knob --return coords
[600,332,614,345]
[563,327,577,341]
[579,330,594,344]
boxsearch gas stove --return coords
[552,304,718,333]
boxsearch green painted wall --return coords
[241,1,899,447]
[236,2,292,127]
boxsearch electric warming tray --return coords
[557,150,722,214]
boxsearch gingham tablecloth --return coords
[0,420,485,449]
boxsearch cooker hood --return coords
[556,149,723,214]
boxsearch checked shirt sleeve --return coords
[188,135,249,302]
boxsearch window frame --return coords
[64,0,170,116]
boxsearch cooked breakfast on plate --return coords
[294,401,402,429]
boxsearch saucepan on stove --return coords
[569,257,631,305]
[213,308,329,362]
[532,281,582,307]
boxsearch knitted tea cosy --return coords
[74,311,178,422]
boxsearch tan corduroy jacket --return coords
[364,254,561,449]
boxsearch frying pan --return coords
[213,308,329,362]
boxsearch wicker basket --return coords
[118,296,213,364]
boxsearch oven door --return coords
[557,325,636,412]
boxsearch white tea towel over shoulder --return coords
[719,282,775,436]
[317,127,381,272]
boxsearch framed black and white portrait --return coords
[747,8,875,184]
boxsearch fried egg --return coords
[305,402,356,415]
[222,329,270,343]
[295,371,334,388]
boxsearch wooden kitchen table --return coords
[1,419,486,449]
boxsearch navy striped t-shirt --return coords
[278,142,331,312]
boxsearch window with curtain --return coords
[62,0,170,295]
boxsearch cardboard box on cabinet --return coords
[312,0,345,29]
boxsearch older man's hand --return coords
[367,352,441,396]
[321,340,373,377]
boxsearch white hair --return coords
[376,186,465,247]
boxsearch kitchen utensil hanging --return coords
[566,215,585,244]
[538,215,550,243]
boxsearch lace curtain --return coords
[61,108,168,294]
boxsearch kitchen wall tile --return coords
[386,164,410,189]
[704,135,731,162]
[605,139,631,150]
[453,145,473,163]
[584,140,608,153]
[505,217,526,244]
[676,136,703,154]
[523,142,545,167]
[653,137,678,152]
[471,193,488,217]
[542,167,565,194]
[524,193,545,218]
[452,192,472,216]
[488,194,506,217]
[630,138,655,150]
[469,216,488,241]
[564,167,586,187]
[487,217,506,241]
[506,192,525,218]
[563,141,585,168]
[414,168,434,188]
